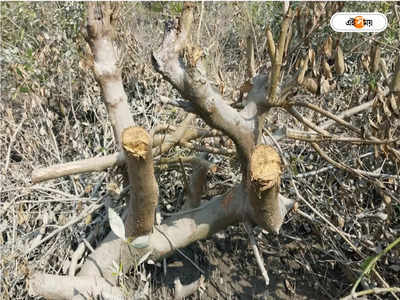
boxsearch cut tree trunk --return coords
[28,3,295,298]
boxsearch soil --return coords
[147,225,345,300]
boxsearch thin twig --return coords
[292,100,362,134]
[244,222,269,286]
[25,186,130,255]
[25,202,104,255]
[319,98,373,131]
[263,130,364,258]
[179,141,235,156]
[154,226,205,274]
[283,127,397,145]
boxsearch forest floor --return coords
[1,2,399,300]
[149,227,341,299]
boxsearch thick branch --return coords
[31,152,124,183]
[152,4,255,166]
[78,185,245,283]
[32,124,222,183]
[28,274,123,299]
[31,187,294,298]
[86,2,134,146]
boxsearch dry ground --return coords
[1,2,399,299]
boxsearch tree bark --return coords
[86,2,134,147]
[122,127,158,238]
[28,3,295,298]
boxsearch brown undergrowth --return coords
[1,2,399,299]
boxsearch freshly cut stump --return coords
[249,145,282,233]
[122,127,159,239]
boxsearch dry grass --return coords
[1,2,399,299]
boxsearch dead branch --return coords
[311,142,398,202]
[153,114,196,156]
[286,106,331,136]
[284,107,399,182]
[319,98,373,130]
[282,127,398,145]
[179,141,235,156]
[25,187,129,255]
[153,115,222,154]
[292,100,362,134]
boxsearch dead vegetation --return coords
[1,2,400,299]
